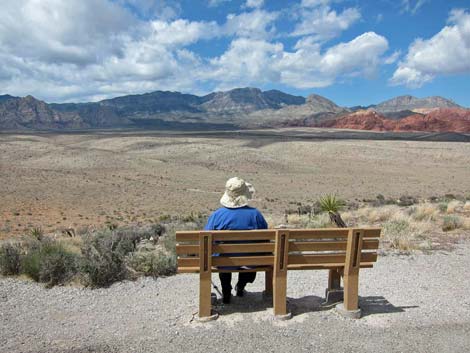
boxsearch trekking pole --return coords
[211,281,223,296]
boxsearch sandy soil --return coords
[1,130,470,237]
[1,241,470,353]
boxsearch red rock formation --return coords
[320,108,470,133]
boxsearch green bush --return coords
[39,247,77,287]
[0,243,22,275]
[438,202,448,212]
[81,231,129,287]
[383,219,412,250]
[127,250,176,277]
[161,231,176,254]
[22,240,78,286]
[442,215,462,231]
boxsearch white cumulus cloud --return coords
[292,5,361,41]
[224,10,279,39]
[0,0,392,102]
[390,9,470,87]
[210,32,389,89]
[245,0,264,9]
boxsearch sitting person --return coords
[204,177,268,304]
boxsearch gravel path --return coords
[1,242,470,353]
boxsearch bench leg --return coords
[264,270,273,296]
[324,268,344,304]
[199,273,212,318]
[343,272,359,311]
[336,229,362,319]
[273,230,291,320]
[328,269,341,290]
[197,233,218,322]
[273,270,289,317]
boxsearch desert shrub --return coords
[0,243,22,275]
[161,231,176,255]
[409,203,439,221]
[22,239,78,286]
[463,218,470,230]
[357,205,401,224]
[442,215,462,231]
[38,247,78,287]
[446,200,462,214]
[383,219,414,250]
[127,250,176,277]
[307,213,332,228]
[438,202,448,212]
[318,194,345,213]
[80,231,129,287]
[397,195,418,206]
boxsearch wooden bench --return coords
[176,227,381,321]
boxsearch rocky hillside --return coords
[320,108,470,133]
[372,95,461,113]
[0,89,468,132]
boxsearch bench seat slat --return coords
[287,263,374,270]
[288,228,381,240]
[177,263,375,273]
[212,256,275,266]
[212,231,275,241]
[178,266,273,273]
[178,256,275,267]
[289,239,379,252]
[175,232,199,242]
[288,252,377,265]
[213,243,274,253]
[176,245,199,255]
[176,243,275,255]
[176,230,275,242]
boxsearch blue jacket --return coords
[204,206,268,231]
[204,206,268,270]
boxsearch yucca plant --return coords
[30,227,44,241]
[318,194,347,228]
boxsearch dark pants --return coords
[219,272,256,294]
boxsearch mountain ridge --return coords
[0,88,467,132]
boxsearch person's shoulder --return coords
[244,206,264,216]
[210,207,230,216]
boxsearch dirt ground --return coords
[1,241,470,353]
[1,129,470,237]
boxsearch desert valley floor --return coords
[1,128,470,237]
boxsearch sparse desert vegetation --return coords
[1,131,470,238]
[2,194,469,288]
[0,222,179,288]
[1,132,470,288]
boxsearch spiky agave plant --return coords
[318,194,347,228]
[30,227,44,241]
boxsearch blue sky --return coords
[0,0,469,106]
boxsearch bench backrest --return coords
[176,228,381,273]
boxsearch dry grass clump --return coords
[382,218,414,251]
[409,203,439,221]
[127,249,176,277]
[463,218,470,230]
[446,200,463,213]
[381,214,433,251]
[307,213,333,228]
[464,202,470,212]
[356,205,401,223]
[442,215,463,231]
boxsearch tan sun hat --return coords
[220,177,255,208]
